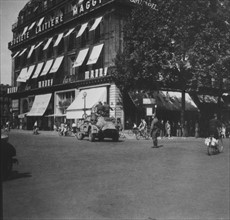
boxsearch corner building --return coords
[7,0,133,130]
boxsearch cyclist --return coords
[138,118,147,136]
[208,113,223,147]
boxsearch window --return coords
[68,56,76,75]
[58,38,64,54]
[47,40,54,58]
[81,27,89,47]
[68,31,76,50]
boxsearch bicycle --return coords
[127,127,139,136]
[205,136,224,156]
[135,129,150,140]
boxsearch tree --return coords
[113,0,230,123]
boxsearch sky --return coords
[0,0,28,85]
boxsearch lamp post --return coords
[83,92,87,119]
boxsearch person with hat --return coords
[150,113,160,148]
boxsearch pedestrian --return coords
[176,122,182,137]
[95,101,103,116]
[195,121,199,138]
[159,120,165,139]
[72,122,77,135]
[150,114,160,148]
[165,120,171,138]
[103,102,113,117]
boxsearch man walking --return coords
[150,113,160,148]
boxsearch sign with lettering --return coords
[129,0,157,10]
[143,98,156,104]
[35,15,63,34]
[72,0,102,16]
[10,15,64,47]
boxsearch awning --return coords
[161,91,198,111]
[40,59,54,76]
[18,48,27,56]
[129,90,198,111]
[18,112,28,119]
[28,21,36,30]
[66,87,107,119]
[27,94,52,116]
[43,37,53,50]
[53,33,64,47]
[49,56,64,73]
[27,45,35,58]
[87,44,104,65]
[73,48,89,67]
[35,41,43,49]
[12,51,21,58]
[22,26,28,35]
[26,65,36,80]
[89,16,103,31]
[76,23,88,38]
[64,28,75,37]
[37,17,44,26]
[16,67,28,82]
[32,62,44,78]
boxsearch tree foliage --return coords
[113,0,230,93]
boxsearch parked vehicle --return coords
[1,134,18,179]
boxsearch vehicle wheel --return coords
[89,130,95,142]
[112,134,119,142]
[145,133,150,140]
[128,130,134,136]
[77,132,84,140]
[207,144,214,155]
[98,134,104,141]
[218,145,224,153]
[136,132,141,140]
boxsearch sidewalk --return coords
[9,128,203,140]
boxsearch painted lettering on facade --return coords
[10,15,63,47]
[73,0,102,16]
[35,15,63,34]
[10,32,30,47]
[130,0,157,10]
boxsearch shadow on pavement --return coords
[3,171,32,182]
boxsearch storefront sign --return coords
[143,98,156,104]
[72,0,102,16]
[146,107,153,116]
[12,100,19,111]
[35,15,63,34]
[130,0,157,10]
[10,15,63,47]
[10,32,30,46]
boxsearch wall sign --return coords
[130,0,157,10]
[72,0,102,16]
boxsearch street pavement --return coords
[2,129,230,220]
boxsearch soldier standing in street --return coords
[150,113,160,148]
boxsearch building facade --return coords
[7,0,135,130]
[0,84,11,127]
